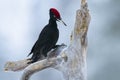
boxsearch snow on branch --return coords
[4,0,91,80]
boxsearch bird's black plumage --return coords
[27,8,60,64]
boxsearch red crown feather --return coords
[50,8,61,19]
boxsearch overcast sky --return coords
[0,0,120,80]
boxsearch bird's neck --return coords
[49,18,57,27]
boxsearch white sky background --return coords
[0,0,120,80]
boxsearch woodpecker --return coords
[27,8,66,64]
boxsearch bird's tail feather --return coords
[27,52,32,57]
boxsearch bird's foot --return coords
[52,45,61,49]
[27,60,35,64]
[27,59,38,64]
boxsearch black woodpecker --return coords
[27,8,66,64]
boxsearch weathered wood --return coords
[4,44,66,72]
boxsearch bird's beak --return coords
[58,19,67,26]
[61,20,67,26]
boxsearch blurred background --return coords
[0,0,120,80]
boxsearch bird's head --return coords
[50,8,67,26]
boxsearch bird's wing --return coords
[27,40,38,56]
[28,25,57,56]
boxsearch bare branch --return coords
[4,44,66,72]
[20,44,67,80]
[4,59,30,72]
[21,53,67,80]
